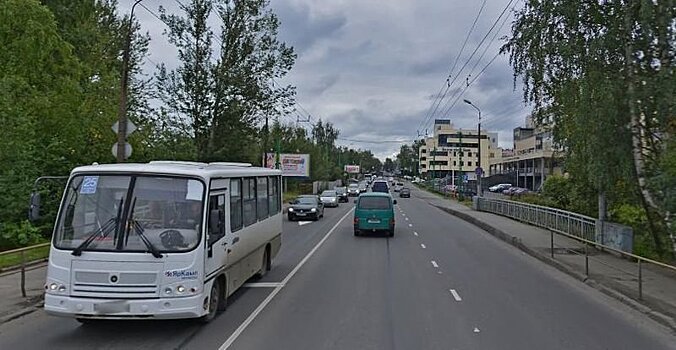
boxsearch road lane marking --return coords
[220,208,354,350]
[405,217,409,221]
[243,282,284,288]
[420,244,426,249]
[413,231,418,236]
[408,223,413,227]
[431,260,438,268]
[298,221,312,226]
[450,289,462,302]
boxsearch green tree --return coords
[502,0,674,257]
[157,0,296,163]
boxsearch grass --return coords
[283,191,300,203]
[0,245,50,270]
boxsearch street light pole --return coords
[116,0,144,163]
[464,99,482,196]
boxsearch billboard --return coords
[264,153,310,177]
[344,165,360,174]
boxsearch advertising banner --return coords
[344,165,360,174]
[264,153,310,177]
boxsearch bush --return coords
[0,221,43,250]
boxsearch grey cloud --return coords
[272,2,348,54]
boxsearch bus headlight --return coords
[164,287,173,295]
[49,283,58,291]
[45,281,67,294]
[176,285,186,294]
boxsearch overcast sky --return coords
[124,0,530,160]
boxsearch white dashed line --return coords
[431,260,438,268]
[413,231,419,236]
[405,217,409,221]
[420,244,426,249]
[243,282,284,288]
[408,223,413,227]
[450,289,462,302]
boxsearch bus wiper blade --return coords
[127,197,163,258]
[71,217,117,256]
[72,197,124,256]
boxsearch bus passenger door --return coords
[205,193,228,281]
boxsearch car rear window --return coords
[358,197,391,209]
[372,182,388,192]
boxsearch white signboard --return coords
[344,165,360,174]
[264,153,310,177]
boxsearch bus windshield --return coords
[54,175,205,253]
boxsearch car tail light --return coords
[390,218,395,225]
[354,217,359,225]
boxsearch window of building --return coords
[468,161,472,167]
[453,152,456,157]
[420,156,427,161]
[453,161,457,166]
[468,152,472,157]
[256,177,268,220]
[230,178,242,232]
[421,149,427,153]
[460,161,464,166]
[242,178,257,227]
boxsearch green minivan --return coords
[353,192,397,237]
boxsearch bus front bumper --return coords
[44,293,206,320]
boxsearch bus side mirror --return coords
[29,192,41,222]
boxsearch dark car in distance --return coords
[336,187,349,202]
[399,187,411,198]
[288,195,324,221]
[371,180,389,193]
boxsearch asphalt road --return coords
[1,187,674,349]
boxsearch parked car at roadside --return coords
[489,183,512,192]
[288,195,324,221]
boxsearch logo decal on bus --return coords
[164,269,198,280]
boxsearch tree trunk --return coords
[624,5,666,256]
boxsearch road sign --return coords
[475,167,483,176]
[111,120,137,136]
[112,142,132,159]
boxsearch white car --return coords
[489,183,512,192]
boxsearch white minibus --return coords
[42,161,282,322]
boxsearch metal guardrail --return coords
[0,242,50,297]
[477,197,597,241]
[476,197,676,300]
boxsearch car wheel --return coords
[76,318,99,326]
[388,229,394,237]
[287,214,294,221]
[200,281,221,323]
[354,229,360,236]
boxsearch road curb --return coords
[432,203,676,333]
[0,296,43,325]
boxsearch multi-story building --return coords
[418,119,500,181]
[487,117,562,191]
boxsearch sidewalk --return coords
[0,264,46,323]
[414,188,676,331]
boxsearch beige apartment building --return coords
[418,119,500,182]
[487,119,563,191]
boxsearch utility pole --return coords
[116,0,143,163]
[263,116,269,168]
[464,99,482,196]
[458,131,464,200]
[275,116,281,170]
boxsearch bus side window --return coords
[208,194,225,245]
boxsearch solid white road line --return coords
[431,260,438,268]
[420,244,426,249]
[243,282,284,288]
[450,289,462,302]
[219,208,355,350]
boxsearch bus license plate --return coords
[368,219,380,224]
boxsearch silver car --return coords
[320,190,339,207]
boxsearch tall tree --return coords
[503,0,675,256]
[157,0,296,162]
